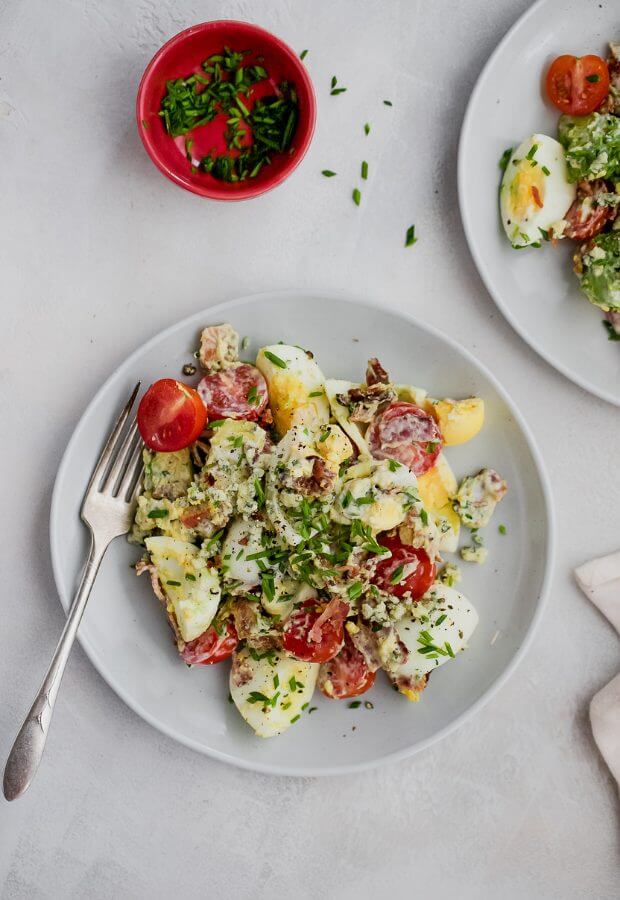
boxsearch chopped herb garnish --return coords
[348,700,362,708]
[309,390,323,397]
[352,187,361,206]
[383,99,392,106]
[347,582,363,600]
[361,160,368,180]
[499,147,514,173]
[263,350,287,368]
[247,385,259,405]
[388,459,401,472]
[586,73,600,83]
[435,613,447,626]
[147,508,169,519]
[322,169,337,177]
[300,49,309,60]
[445,642,455,658]
[541,165,551,176]
[364,122,370,135]
[498,524,507,535]
[420,508,429,526]
[185,573,197,581]
[603,320,620,341]
[308,706,318,714]
[390,564,405,584]
[405,224,417,247]
[241,335,249,350]
[166,580,181,586]
[525,143,538,161]
[290,714,301,723]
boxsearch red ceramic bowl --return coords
[136,20,316,201]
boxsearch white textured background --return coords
[1,1,619,897]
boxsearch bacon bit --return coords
[180,504,212,528]
[308,598,349,644]
[531,185,543,208]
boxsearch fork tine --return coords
[118,436,144,501]
[102,421,140,495]
[85,382,141,495]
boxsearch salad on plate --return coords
[499,42,620,340]
[131,324,507,738]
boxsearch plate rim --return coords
[457,0,620,409]
[49,290,556,776]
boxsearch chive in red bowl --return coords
[136,20,316,201]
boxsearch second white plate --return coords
[459,0,620,406]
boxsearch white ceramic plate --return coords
[50,292,554,775]
[459,0,620,407]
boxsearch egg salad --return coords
[131,325,507,738]
[499,41,620,339]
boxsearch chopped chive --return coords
[383,99,392,106]
[435,613,447,626]
[330,87,347,95]
[445,642,455,658]
[498,524,507,535]
[420,508,428,526]
[247,385,259,405]
[185,573,196,581]
[147,508,169,519]
[364,122,370,135]
[300,49,308,60]
[541,165,550,176]
[347,582,363,600]
[586,73,600,83]
[290,714,301,723]
[352,187,361,206]
[389,564,405,584]
[525,143,538,160]
[308,706,318,714]
[330,75,337,89]
[405,224,417,247]
[348,700,362,708]
[166,580,181,587]
[388,459,401,472]
[361,160,368,180]
[263,350,287,368]
[322,169,337,177]
[309,390,323,397]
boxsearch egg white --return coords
[256,344,330,435]
[500,133,576,247]
[387,584,479,682]
[221,518,264,589]
[324,379,371,457]
[230,647,318,738]
[333,458,419,532]
[145,536,221,642]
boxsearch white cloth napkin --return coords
[574,552,620,789]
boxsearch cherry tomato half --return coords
[372,534,435,601]
[318,635,376,699]
[137,378,207,452]
[179,621,238,666]
[283,599,348,664]
[546,55,609,115]
[367,401,442,476]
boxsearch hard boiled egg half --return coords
[500,134,576,247]
[230,646,318,737]
[145,536,221,642]
[256,344,330,435]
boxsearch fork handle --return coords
[3,533,108,801]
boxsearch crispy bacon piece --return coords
[294,457,336,497]
[564,180,618,241]
[198,324,239,372]
[366,357,390,386]
[336,382,397,424]
[231,651,254,688]
[231,599,282,651]
[308,598,349,644]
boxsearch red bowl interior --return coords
[136,20,316,201]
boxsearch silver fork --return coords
[3,383,144,801]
